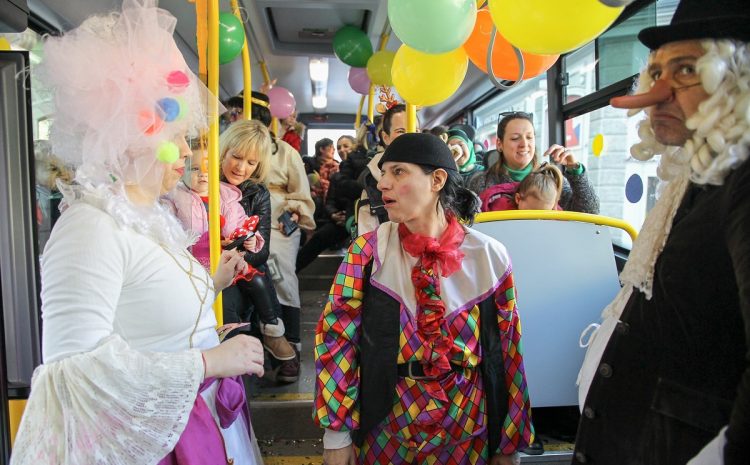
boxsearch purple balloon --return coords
[267,86,296,119]
[348,67,371,95]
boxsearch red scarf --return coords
[398,216,465,278]
[398,216,465,379]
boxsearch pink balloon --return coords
[348,67,371,95]
[267,86,296,119]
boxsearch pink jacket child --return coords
[480,164,565,212]
[166,182,265,277]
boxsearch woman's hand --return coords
[331,211,347,227]
[243,235,258,252]
[544,144,578,168]
[202,334,265,379]
[490,452,520,465]
[211,249,244,291]
[323,446,356,465]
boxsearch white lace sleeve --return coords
[10,335,203,465]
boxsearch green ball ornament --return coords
[157,141,180,164]
[333,26,373,68]
[219,12,245,65]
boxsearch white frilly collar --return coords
[57,181,197,251]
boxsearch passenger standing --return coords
[574,1,750,463]
[355,104,415,235]
[468,112,599,214]
[281,111,304,153]
[249,91,316,382]
[10,2,265,463]
[315,133,534,465]
[336,135,356,161]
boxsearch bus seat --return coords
[472,219,620,407]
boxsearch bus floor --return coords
[245,251,576,464]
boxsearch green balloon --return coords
[333,26,373,68]
[388,0,477,54]
[218,12,245,65]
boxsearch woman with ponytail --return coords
[314,133,534,465]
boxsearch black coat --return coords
[573,158,750,465]
[235,180,271,268]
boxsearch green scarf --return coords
[504,162,533,181]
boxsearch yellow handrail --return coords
[207,0,223,325]
[475,210,638,241]
[367,85,375,124]
[355,94,365,129]
[406,103,417,133]
[230,0,252,119]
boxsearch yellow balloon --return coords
[488,0,624,55]
[392,45,468,107]
[366,50,396,86]
[592,133,605,157]
[0,37,11,51]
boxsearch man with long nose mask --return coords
[573,1,750,464]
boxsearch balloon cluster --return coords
[334,0,625,107]
[141,70,190,164]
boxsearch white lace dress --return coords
[10,201,262,465]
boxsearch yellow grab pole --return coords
[367,85,375,125]
[475,210,638,242]
[208,0,223,325]
[259,61,279,135]
[406,103,417,133]
[230,0,252,119]
[355,95,365,129]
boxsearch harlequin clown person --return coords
[314,133,534,465]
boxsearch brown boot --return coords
[260,319,296,360]
[277,353,300,384]
[263,334,296,360]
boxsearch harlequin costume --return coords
[314,133,534,464]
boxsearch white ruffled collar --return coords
[57,181,197,251]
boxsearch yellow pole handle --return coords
[406,103,417,133]
[475,210,638,241]
[230,0,252,119]
[355,95,365,129]
[208,0,223,325]
[367,85,375,125]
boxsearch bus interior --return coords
[1,1,682,463]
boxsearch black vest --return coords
[352,262,508,453]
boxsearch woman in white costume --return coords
[10,1,265,464]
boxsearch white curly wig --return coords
[629,39,750,185]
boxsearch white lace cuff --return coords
[10,335,203,465]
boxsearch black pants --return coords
[295,222,349,273]
[222,267,281,327]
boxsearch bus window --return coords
[473,74,548,153]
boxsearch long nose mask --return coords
[610,80,702,110]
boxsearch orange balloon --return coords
[463,8,558,80]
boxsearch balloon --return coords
[348,67,371,95]
[366,50,396,86]
[388,0,477,54]
[488,0,624,55]
[392,45,468,107]
[464,8,558,79]
[218,12,245,64]
[625,174,643,203]
[267,86,296,119]
[333,26,373,67]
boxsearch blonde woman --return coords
[218,119,298,365]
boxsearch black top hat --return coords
[638,0,750,50]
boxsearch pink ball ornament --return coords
[347,67,371,95]
[267,86,296,119]
[166,70,190,93]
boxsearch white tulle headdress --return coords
[37,0,218,249]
